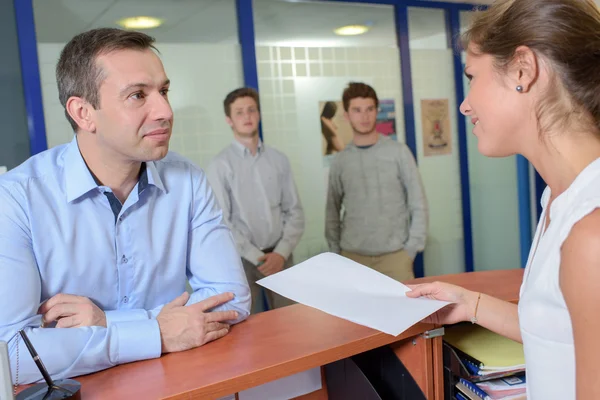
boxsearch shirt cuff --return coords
[114,319,162,364]
[273,242,292,260]
[105,309,150,325]
[244,246,265,266]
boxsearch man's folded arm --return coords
[179,168,251,322]
[0,187,161,383]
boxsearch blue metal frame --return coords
[236,0,259,91]
[236,0,264,142]
[448,8,474,273]
[395,6,425,278]
[534,170,545,221]
[321,0,477,10]
[13,0,47,155]
[517,156,532,268]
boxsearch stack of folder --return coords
[444,324,527,400]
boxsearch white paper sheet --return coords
[257,252,449,336]
[238,367,322,400]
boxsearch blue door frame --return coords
[14,0,533,275]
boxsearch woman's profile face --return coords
[460,47,531,158]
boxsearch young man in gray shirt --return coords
[325,82,428,281]
[208,88,304,313]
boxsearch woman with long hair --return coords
[407,1,600,398]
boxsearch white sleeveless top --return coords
[519,158,600,399]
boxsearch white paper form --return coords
[257,252,449,336]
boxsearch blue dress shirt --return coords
[0,137,251,383]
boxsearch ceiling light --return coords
[334,25,370,36]
[117,16,163,30]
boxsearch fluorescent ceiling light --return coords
[117,16,163,30]
[334,25,370,36]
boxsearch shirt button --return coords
[118,216,123,222]
[123,296,128,304]
[122,255,128,264]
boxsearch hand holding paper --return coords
[406,281,479,325]
[257,253,450,336]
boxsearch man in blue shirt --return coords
[0,28,250,384]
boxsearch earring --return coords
[516,85,524,93]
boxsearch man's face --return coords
[89,48,173,163]
[345,97,378,135]
[226,97,260,138]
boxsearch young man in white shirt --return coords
[208,88,305,313]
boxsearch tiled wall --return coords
[256,45,406,263]
[37,43,244,170]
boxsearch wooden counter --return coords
[20,268,525,399]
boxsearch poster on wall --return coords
[376,99,397,142]
[421,99,452,157]
[319,99,397,165]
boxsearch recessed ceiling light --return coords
[333,25,370,36]
[117,16,163,30]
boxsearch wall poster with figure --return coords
[421,99,452,157]
[319,99,397,165]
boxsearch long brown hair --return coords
[463,0,600,136]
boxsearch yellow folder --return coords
[445,324,525,370]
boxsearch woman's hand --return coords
[406,282,478,325]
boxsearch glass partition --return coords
[408,7,465,276]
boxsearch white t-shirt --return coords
[519,158,600,399]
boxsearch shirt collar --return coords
[145,160,166,193]
[64,137,99,203]
[231,139,263,157]
[64,136,166,203]
[347,134,384,151]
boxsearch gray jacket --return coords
[325,135,428,258]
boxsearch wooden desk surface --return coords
[59,269,525,399]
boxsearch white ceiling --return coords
[33,0,492,47]
[33,0,238,44]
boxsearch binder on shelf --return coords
[445,324,525,371]
[444,342,524,383]
[476,375,526,400]
[456,377,527,400]
[456,377,490,399]
[444,324,525,380]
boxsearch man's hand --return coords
[257,252,285,276]
[157,292,238,354]
[38,294,107,328]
